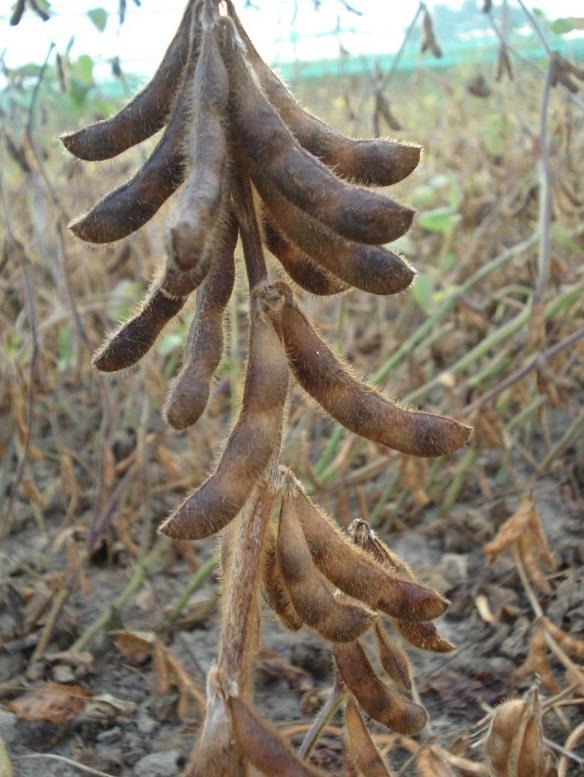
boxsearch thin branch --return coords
[516,0,552,56]
[299,678,348,759]
[534,57,554,303]
[380,2,424,91]
[26,42,55,136]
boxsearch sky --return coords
[1,0,582,83]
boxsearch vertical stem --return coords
[534,58,554,304]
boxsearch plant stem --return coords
[299,679,348,760]
[165,554,218,627]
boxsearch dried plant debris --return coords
[61,0,472,772]
[484,685,556,777]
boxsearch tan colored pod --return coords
[159,284,289,540]
[251,163,413,295]
[334,641,427,735]
[262,524,303,632]
[229,695,326,777]
[69,12,201,244]
[374,622,412,690]
[283,474,447,622]
[394,621,455,653]
[93,286,186,372]
[278,487,375,643]
[345,698,396,777]
[484,687,551,777]
[169,16,230,272]
[225,0,421,188]
[263,215,348,296]
[61,0,197,161]
[349,520,454,651]
[164,215,237,430]
[268,287,471,457]
[220,17,414,246]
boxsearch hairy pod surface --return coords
[262,215,348,296]
[229,695,325,777]
[165,215,237,429]
[262,524,303,631]
[334,641,427,735]
[374,622,412,690]
[226,0,421,187]
[170,20,230,271]
[349,519,455,651]
[282,474,447,622]
[394,620,455,653]
[93,287,186,372]
[220,17,414,246]
[484,690,549,777]
[345,698,395,777]
[277,487,375,642]
[251,164,413,294]
[69,13,201,244]
[268,286,471,457]
[60,1,197,161]
[159,285,289,540]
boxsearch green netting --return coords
[277,36,584,83]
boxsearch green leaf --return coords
[73,54,94,85]
[87,8,107,32]
[550,17,574,34]
[417,206,461,236]
[410,273,436,313]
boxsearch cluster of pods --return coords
[62,0,471,771]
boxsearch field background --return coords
[1,1,583,775]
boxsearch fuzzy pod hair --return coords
[334,640,427,735]
[349,519,455,652]
[225,0,421,188]
[268,285,472,457]
[374,621,412,690]
[250,160,414,295]
[262,214,348,296]
[164,214,238,430]
[219,16,414,246]
[60,0,198,161]
[262,523,303,632]
[159,284,289,540]
[93,286,186,372]
[169,11,230,272]
[68,10,202,244]
[281,472,448,622]
[344,698,396,777]
[277,489,375,643]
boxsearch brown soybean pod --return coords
[159,286,289,540]
[268,285,472,457]
[262,523,303,632]
[349,520,455,652]
[333,641,427,735]
[345,698,396,777]
[220,18,414,246]
[169,19,230,271]
[164,215,237,430]
[229,695,325,777]
[250,161,414,296]
[262,215,349,296]
[225,0,420,188]
[93,286,186,372]
[277,489,375,643]
[284,473,447,622]
[394,620,454,653]
[60,0,197,161]
[68,12,201,244]
[374,622,412,690]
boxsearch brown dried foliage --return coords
[62,0,471,772]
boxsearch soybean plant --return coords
[62,1,471,774]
